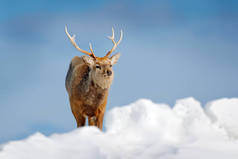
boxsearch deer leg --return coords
[69,98,86,128]
[96,112,105,130]
[72,111,86,127]
[88,116,97,126]
[71,106,85,127]
[76,114,86,128]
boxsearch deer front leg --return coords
[76,114,86,127]
[88,116,97,127]
[72,111,86,128]
[95,102,107,130]
[96,112,105,130]
[88,114,104,130]
[70,99,86,127]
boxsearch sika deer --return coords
[65,26,122,130]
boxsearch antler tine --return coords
[105,27,123,57]
[65,26,96,58]
[89,42,96,58]
[109,27,115,40]
[118,29,123,45]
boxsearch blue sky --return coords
[0,0,238,143]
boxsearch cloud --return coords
[0,97,237,159]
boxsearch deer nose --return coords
[107,70,112,76]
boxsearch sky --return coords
[0,0,238,143]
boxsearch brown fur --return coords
[65,55,119,130]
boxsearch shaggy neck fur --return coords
[90,70,113,89]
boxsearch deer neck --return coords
[90,70,113,90]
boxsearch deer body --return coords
[65,27,122,130]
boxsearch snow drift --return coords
[1,97,238,159]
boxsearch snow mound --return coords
[1,98,238,159]
[205,98,238,139]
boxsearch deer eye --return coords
[96,65,101,69]
[110,65,112,67]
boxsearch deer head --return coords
[65,26,122,89]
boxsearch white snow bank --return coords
[205,98,238,139]
[1,97,238,159]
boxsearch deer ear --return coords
[110,53,120,65]
[82,55,95,66]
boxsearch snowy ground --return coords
[0,97,238,159]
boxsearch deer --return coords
[65,26,122,130]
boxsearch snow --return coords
[1,97,238,159]
[205,98,238,139]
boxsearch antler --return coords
[105,27,123,57]
[65,26,96,58]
